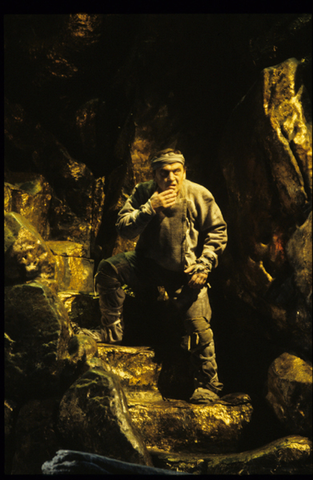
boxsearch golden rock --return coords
[4,211,56,284]
[266,352,312,436]
[5,281,72,399]
[127,393,253,454]
[58,367,153,466]
[46,240,88,258]
[58,291,100,329]
[97,344,253,455]
[4,174,53,240]
[150,435,312,474]
[286,211,312,309]
[98,345,162,391]
[220,57,312,351]
[49,241,94,293]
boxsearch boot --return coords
[100,306,124,344]
[189,387,220,404]
[78,327,103,342]
[98,286,125,345]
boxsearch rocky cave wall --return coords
[4,13,312,474]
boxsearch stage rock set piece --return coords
[4,14,312,474]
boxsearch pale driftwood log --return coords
[42,449,189,475]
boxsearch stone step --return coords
[125,392,253,454]
[60,293,254,456]
[46,240,89,258]
[97,345,162,391]
[96,344,254,454]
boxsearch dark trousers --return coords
[95,251,223,394]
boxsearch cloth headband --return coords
[150,152,185,170]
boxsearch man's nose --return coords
[168,171,175,182]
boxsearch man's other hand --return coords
[150,189,177,212]
[184,265,208,289]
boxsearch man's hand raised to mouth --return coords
[150,189,177,213]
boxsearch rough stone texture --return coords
[84,344,253,455]
[4,400,16,441]
[4,173,53,240]
[46,240,88,257]
[98,322,195,399]
[220,57,312,355]
[4,98,106,259]
[266,352,312,436]
[4,211,57,289]
[127,393,253,454]
[67,335,98,364]
[53,253,94,293]
[4,14,312,475]
[58,291,100,329]
[47,170,105,259]
[150,435,313,474]
[4,399,17,475]
[47,240,95,294]
[59,354,112,398]
[286,211,312,314]
[10,398,61,475]
[97,345,162,391]
[58,367,153,466]
[5,281,72,400]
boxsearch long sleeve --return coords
[197,195,227,269]
[186,182,227,270]
[115,182,157,240]
[115,179,227,273]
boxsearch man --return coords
[94,148,227,404]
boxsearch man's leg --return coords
[173,285,223,403]
[185,318,224,403]
[94,252,138,344]
[94,252,161,344]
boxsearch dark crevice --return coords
[290,139,312,205]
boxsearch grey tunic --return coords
[116,179,227,273]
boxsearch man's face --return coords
[154,162,186,194]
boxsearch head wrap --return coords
[150,151,185,170]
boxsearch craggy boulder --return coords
[4,211,57,290]
[98,345,162,392]
[4,173,53,240]
[58,367,153,466]
[67,335,98,365]
[4,98,105,257]
[220,57,312,353]
[46,241,94,293]
[265,352,312,436]
[97,345,253,455]
[151,435,312,474]
[5,399,17,474]
[127,393,253,454]
[41,436,312,474]
[58,291,101,330]
[5,281,72,400]
[285,212,312,347]
[10,398,61,475]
